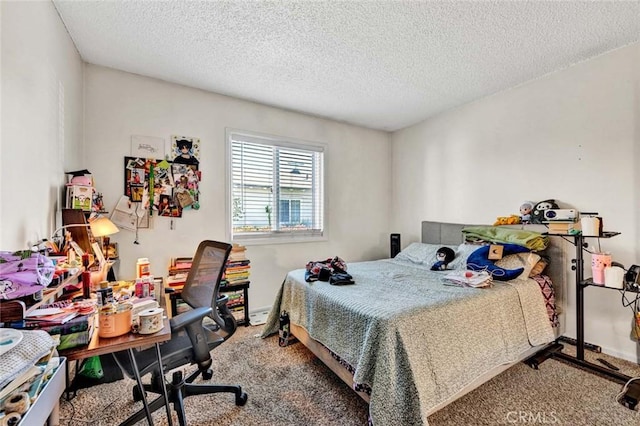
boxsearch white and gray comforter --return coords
[262,258,555,425]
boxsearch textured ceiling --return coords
[53,1,640,132]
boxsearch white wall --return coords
[1,1,84,249]
[83,65,391,312]
[392,42,640,361]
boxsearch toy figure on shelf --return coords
[531,199,559,224]
[520,201,534,223]
[93,192,105,213]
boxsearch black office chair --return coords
[112,240,248,426]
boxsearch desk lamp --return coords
[51,217,119,257]
[89,216,120,257]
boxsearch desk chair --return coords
[112,240,248,426]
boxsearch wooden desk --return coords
[60,318,170,361]
[59,318,173,426]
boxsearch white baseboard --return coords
[600,345,640,365]
[248,306,272,326]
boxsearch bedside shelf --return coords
[581,278,639,292]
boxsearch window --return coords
[227,130,325,243]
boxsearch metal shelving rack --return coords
[526,231,640,409]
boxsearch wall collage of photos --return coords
[123,136,201,227]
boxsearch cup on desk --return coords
[133,307,164,334]
[604,266,625,289]
[591,252,612,285]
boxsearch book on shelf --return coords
[230,306,245,321]
[167,256,193,287]
[166,273,188,287]
[223,246,250,287]
[546,221,580,234]
[228,244,247,262]
[225,290,245,307]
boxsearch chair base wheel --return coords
[236,391,248,406]
[133,385,145,402]
[202,369,213,380]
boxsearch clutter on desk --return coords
[98,302,133,338]
[0,328,62,424]
[0,251,55,301]
[7,299,97,351]
[0,329,55,394]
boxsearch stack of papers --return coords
[25,308,77,325]
[443,270,493,288]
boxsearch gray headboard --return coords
[421,221,566,333]
[422,221,476,245]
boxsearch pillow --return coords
[448,243,484,270]
[394,243,457,266]
[466,243,531,281]
[495,252,541,280]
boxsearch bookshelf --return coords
[166,244,251,326]
[221,244,251,326]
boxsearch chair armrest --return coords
[169,307,212,333]
[170,306,214,367]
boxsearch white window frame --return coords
[226,128,327,245]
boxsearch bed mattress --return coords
[263,258,555,426]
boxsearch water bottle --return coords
[136,258,150,279]
[279,310,290,347]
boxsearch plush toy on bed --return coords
[431,247,456,271]
[530,199,559,224]
[467,243,531,280]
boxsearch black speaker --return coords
[390,233,401,258]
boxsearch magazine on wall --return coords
[110,195,145,231]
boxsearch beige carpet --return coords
[60,325,640,425]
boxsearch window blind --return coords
[228,131,324,241]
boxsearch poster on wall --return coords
[131,135,165,158]
[171,163,200,211]
[124,157,200,218]
[169,135,200,165]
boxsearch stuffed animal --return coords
[531,199,559,224]
[431,247,456,271]
[467,243,531,281]
[520,201,534,223]
[494,215,521,226]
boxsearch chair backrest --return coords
[180,240,232,312]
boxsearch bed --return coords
[262,221,565,425]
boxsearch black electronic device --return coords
[625,265,640,291]
[390,233,401,258]
[620,381,640,410]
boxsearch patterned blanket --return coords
[262,259,554,425]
